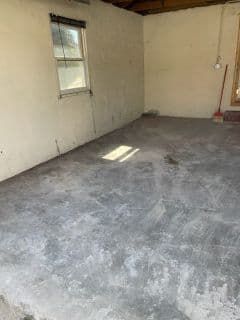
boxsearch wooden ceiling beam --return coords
[129,0,163,11]
[109,0,131,3]
[103,0,229,15]
[164,0,227,7]
[130,0,226,13]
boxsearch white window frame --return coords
[51,21,90,97]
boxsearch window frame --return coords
[50,19,90,97]
[231,18,240,106]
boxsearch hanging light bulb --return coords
[214,55,222,70]
[213,4,225,70]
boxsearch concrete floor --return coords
[0,117,240,320]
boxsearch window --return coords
[232,18,240,105]
[50,14,89,96]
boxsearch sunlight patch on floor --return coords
[119,148,140,162]
[102,145,139,162]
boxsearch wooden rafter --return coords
[103,0,228,15]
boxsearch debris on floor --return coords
[0,295,34,320]
[142,109,160,117]
[164,154,179,165]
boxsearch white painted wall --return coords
[3,1,240,182]
[144,3,240,118]
[0,0,144,182]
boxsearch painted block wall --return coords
[0,0,144,182]
[144,3,240,118]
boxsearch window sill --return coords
[59,89,92,99]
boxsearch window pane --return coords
[57,60,86,91]
[51,23,83,59]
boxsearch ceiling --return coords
[102,0,231,15]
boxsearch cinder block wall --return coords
[144,3,240,118]
[0,0,144,182]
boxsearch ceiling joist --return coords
[103,0,229,15]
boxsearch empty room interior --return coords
[1,0,240,319]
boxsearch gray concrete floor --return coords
[0,117,240,320]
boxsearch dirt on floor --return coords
[0,295,35,320]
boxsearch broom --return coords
[213,64,228,123]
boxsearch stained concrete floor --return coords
[0,117,240,320]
